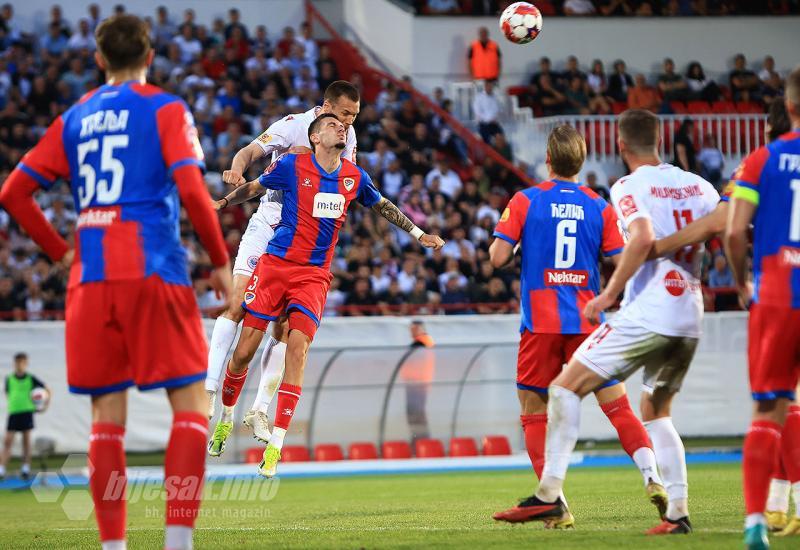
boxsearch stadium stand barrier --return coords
[0,314,750,459]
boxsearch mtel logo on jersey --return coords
[544,269,588,286]
[76,206,120,228]
[663,270,700,296]
[312,193,345,219]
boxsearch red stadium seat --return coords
[536,1,557,16]
[611,101,627,115]
[506,85,530,97]
[382,440,412,459]
[414,438,445,458]
[711,100,736,114]
[736,101,764,114]
[282,445,311,463]
[314,443,344,461]
[482,435,512,456]
[348,442,378,460]
[449,437,478,457]
[670,101,687,114]
[244,447,263,464]
[687,100,711,114]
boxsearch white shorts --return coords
[233,212,276,278]
[573,315,699,394]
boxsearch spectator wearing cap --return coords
[472,80,503,143]
[467,27,501,83]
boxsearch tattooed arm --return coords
[371,197,445,250]
[214,180,265,210]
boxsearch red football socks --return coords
[274,383,302,430]
[521,413,547,479]
[89,423,127,543]
[221,365,248,407]
[600,395,652,457]
[781,405,800,483]
[165,412,208,527]
[743,420,781,515]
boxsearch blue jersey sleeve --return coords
[258,153,294,191]
[356,167,382,208]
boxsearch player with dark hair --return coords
[491,124,666,527]
[205,80,362,454]
[726,67,800,548]
[216,114,444,477]
[0,14,230,550]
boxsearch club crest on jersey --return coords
[244,291,256,304]
[247,256,259,270]
[618,194,638,217]
[343,177,355,191]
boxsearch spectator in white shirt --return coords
[441,227,475,261]
[67,19,95,51]
[472,80,503,143]
[297,21,318,64]
[365,139,397,175]
[381,159,406,201]
[697,134,724,189]
[172,24,202,64]
[397,259,418,294]
[564,0,597,15]
[425,159,463,199]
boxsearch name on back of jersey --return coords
[80,110,129,138]
[649,184,704,200]
[779,154,800,172]
[550,203,584,220]
[312,192,345,219]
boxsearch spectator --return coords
[607,59,633,102]
[565,76,591,115]
[87,4,101,31]
[658,57,689,102]
[697,134,724,189]
[598,0,634,15]
[537,73,569,116]
[492,133,513,162]
[628,74,661,112]
[173,23,202,64]
[673,118,697,173]
[66,19,95,51]
[473,80,503,143]
[48,5,71,38]
[297,21,318,64]
[382,159,406,201]
[474,277,512,314]
[425,158,463,199]
[276,26,296,56]
[344,278,377,316]
[60,58,94,103]
[441,273,470,314]
[153,6,176,53]
[324,278,346,317]
[41,22,69,58]
[531,56,556,89]
[586,171,610,202]
[224,8,248,41]
[442,227,476,261]
[686,61,721,102]
[224,26,250,63]
[587,60,609,98]
[564,0,598,14]
[467,27,501,83]
[729,53,760,102]
[365,139,397,174]
[758,55,782,86]
[427,0,461,14]
[562,55,586,83]
[708,254,737,310]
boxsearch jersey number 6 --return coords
[555,219,577,269]
[77,135,129,208]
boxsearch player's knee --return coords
[224,305,245,323]
[230,346,256,372]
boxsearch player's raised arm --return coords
[224,142,266,186]
[371,197,444,249]
[215,180,265,209]
[0,117,71,261]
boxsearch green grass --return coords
[0,463,795,549]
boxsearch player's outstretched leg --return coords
[595,383,667,523]
[244,320,288,443]
[208,325,264,457]
[204,274,250,420]
[777,403,800,537]
[89,391,128,550]
[164,381,208,550]
[259,314,312,478]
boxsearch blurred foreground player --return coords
[217,114,443,476]
[725,67,800,549]
[511,110,718,534]
[490,125,665,527]
[0,15,231,550]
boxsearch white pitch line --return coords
[51,526,744,534]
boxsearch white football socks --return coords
[766,479,791,513]
[220,405,235,424]
[252,337,287,414]
[101,541,126,550]
[205,316,239,392]
[645,416,688,520]
[164,525,192,550]
[632,447,663,487]
[793,482,800,518]
[269,427,287,450]
[538,386,581,503]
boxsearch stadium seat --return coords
[314,443,344,461]
[711,100,736,113]
[282,445,311,463]
[244,447,263,464]
[449,437,478,457]
[482,435,512,456]
[669,101,687,114]
[414,438,445,458]
[611,101,627,115]
[687,100,712,114]
[736,101,764,114]
[506,85,530,97]
[382,440,412,459]
[348,442,378,460]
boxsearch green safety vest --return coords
[7,374,35,415]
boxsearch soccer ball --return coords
[31,387,49,412]
[499,2,543,45]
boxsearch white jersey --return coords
[609,163,719,338]
[251,106,357,225]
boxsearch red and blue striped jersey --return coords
[17,81,205,288]
[258,153,382,269]
[734,131,800,309]
[494,180,624,334]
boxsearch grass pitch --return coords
[0,462,794,549]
